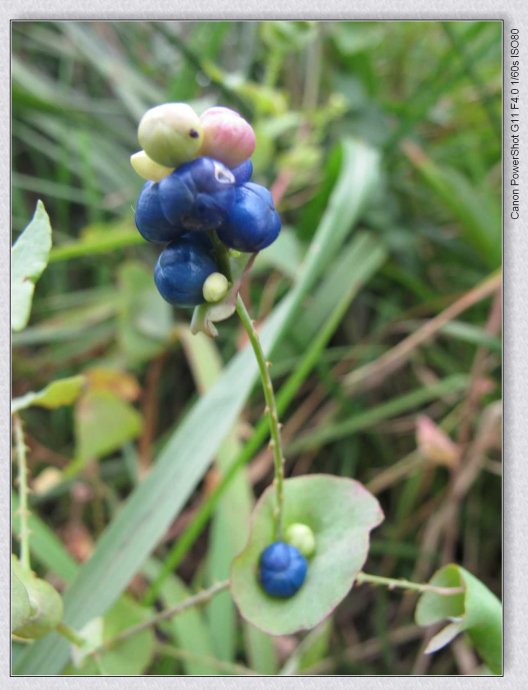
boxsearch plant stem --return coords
[95,580,229,655]
[13,414,31,570]
[56,621,86,647]
[356,571,464,596]
[235,294,285,540]
[143,276,367,604]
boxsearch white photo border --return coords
[2,2,525,687]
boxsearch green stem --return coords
[56,621,86,647]
[235,294,285,540]
[96,580,229,655]
[13,414,31,570]
[356,571,464,596]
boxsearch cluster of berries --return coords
[132,103,281,307]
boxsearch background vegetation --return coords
[12,20,502,675]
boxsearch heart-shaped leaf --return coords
[230,475,383,635]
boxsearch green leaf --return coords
[74,389,143,464]
[11,200,52,331]
[415,564,502,674]
[12,375,86,414]
[14,138,381,675]
[230,475,384,635]
[404,144,500,268]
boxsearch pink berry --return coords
[199,107,256,168]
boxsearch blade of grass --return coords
[401,140,501,268]
[179,328,277,672]
[288,374,470,454]
[61,23,163,120]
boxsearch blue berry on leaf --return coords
[217,182,281,252]
[259,541,308,598]
[154,233,219,307]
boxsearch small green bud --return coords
[138,103,204,168]
[130,150,174,182]
[203,272,229,304]
[13,577,63,639]
[284,522,316,558]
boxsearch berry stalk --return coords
[235,294,285,540]
[208,229,233,282]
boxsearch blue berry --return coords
[158,157,236,231]
[135,181,183,243]
[231,159,253,185]
[153,233,219,307]
[217,183,281,252]
[258,541,307,598]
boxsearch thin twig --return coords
[356,571,464,596]
[13,414,31,570]
[94,580,229,655]
[344,272,501,393]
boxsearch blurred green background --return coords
[12,21,502,675]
